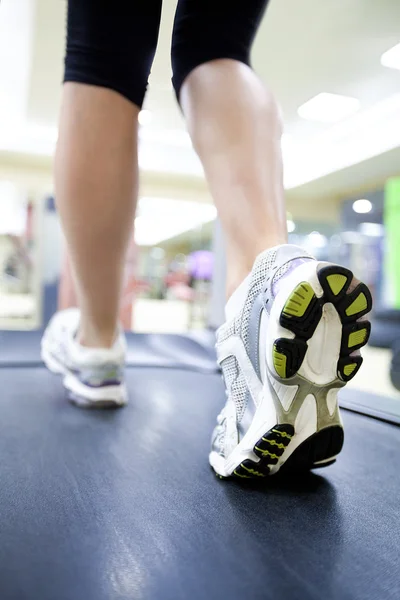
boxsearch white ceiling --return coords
[2,0,400,190]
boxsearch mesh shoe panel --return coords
[240,249,277,354]
[221,356,248,421]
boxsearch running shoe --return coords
[210,244,372,479]
[41,309,127,407]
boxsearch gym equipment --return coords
[0,332,398,600]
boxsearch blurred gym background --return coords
[1,0,400,399]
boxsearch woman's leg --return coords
[55,85,139,347]
[180,61,286,297]
[56,0,162,347]
[171,1,373,484]
[172,0,286,297]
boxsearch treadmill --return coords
[0,330,399,600]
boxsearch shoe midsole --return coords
[42,344,126,404]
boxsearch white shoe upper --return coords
[41,309,127,407]
[210,240,374,479]
[211,244,314,469]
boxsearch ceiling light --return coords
[138,110,152,126]
[381,43,400,71]
[352,199,372,214]
[287,219,296,233]
[285,93,400,188]
[298,93,360,123]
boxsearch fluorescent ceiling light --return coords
[285,93,400,188]
[352,199,372,214]
[298,93,360,123]
[287,219,296,233]
[381,43,400,71]
[134,197,217,246]
[138,110,152,126]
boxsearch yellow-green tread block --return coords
[233,470,251,479]
[282,282,314,318]
[343,363,357,377]
[348,328,368,348]
[345,292,368,317]
[241,464,265,478]
[254,447,280,459]
[273,345,287,378]
[326,273,347,296]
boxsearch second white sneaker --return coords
[41,309,127,408]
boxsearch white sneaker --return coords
[41,309,128,408]
[210,244,372,480]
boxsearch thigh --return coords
[171,0,269,94]
[65,0,163,106]
[66,0,163,48]
[173,0,269,50]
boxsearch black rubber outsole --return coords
[275,265,373,383]
[218,423,344,481]
[280,426,344,474]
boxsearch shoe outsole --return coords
[215,424,344,481]
[215,265,371,482]
[273,265,372,383]
[68,392,126,409]
[279,426,344,473]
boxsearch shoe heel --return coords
[280,425,344,473]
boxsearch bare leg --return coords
[55,83,139,347]
[180,59,287,297]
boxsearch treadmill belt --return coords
[0,365,399,600]
[0,330,219,373]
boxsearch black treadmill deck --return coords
[0,363,399,600]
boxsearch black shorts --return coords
[65,0,269,107]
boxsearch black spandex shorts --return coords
[65,0,269,108]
